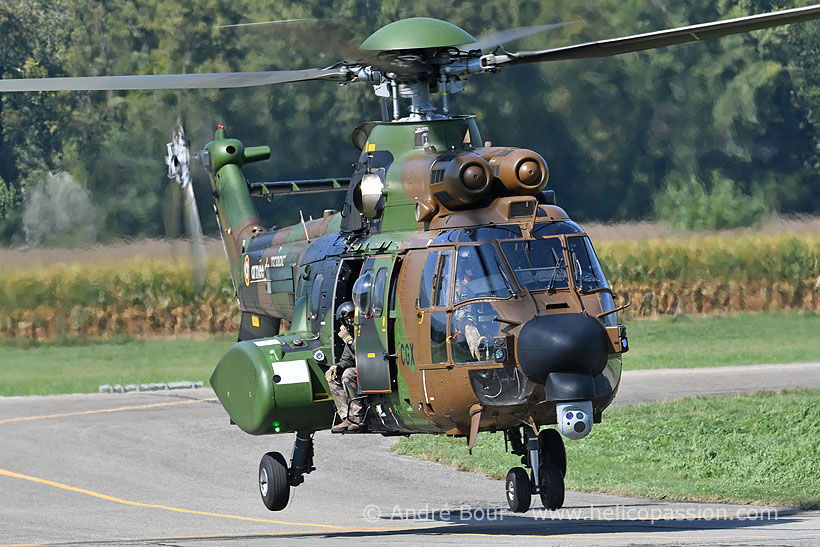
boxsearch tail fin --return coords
[199,125,270,288]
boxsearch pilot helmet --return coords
[336,301,356,324]
[458,247,477,275]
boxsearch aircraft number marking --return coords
[399,343,415,368]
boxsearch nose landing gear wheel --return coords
[538,428,566,476]
[505,467,532,513]
[539,463,565,510]
[259,452,290,511]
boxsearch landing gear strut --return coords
[504,426,565,513]
[258,430,316,511]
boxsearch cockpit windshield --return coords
[501,239,569,291]
[501,235,611,295]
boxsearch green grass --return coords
[392,390,820,508]
[623,311,820,370]
[0,334,235,396]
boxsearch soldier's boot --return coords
[331,418,354,433]
[346,401,366,432]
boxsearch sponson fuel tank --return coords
[210,336,334,434]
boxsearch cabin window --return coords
[353,269,373,317]
[310,273,324,319]
[371,268,387,317]
[434,251,452,307]
[450,302,502,364]
[501,238,569,292]
[454,244,514,303]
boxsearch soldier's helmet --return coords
[336,301,356,323]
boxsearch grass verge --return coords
[392,390,820,508]
[0,334,235,396]
[623,311,820,370]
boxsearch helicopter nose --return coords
[516,313,609,385]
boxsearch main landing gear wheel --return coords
[505,467,532,513]
[259,452,290,511]
[539,463,565,510]
[538,428,566,476]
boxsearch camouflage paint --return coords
[207,118,626,436]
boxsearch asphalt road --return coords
[2,362,819,547]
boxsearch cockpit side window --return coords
[567,236,617,325]
[454,244,514,303]
[451,302,502,364]
[418,252,439,309]
[434,251,452,307]
[566,236,610,292]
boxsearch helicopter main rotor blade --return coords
[471,21,580,53]
[218,17,313,29]
[488,4,820,67]
[219,18,374,68]
[0,67,347,92]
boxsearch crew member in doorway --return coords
[327,301,365,432]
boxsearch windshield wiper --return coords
[546,257,566,293]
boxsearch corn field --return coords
[1,234,819,340]
[597,234,820,316]
[0,259,239,340]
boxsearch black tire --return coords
[259,452,290,511]
[538,428,566,476]
[539,463,565,510]
[505,467,532,513]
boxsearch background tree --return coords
[1,0,819,244]
[0,0,73,241]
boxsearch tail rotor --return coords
[165,119,207,292]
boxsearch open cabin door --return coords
[353,255,397,393]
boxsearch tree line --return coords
[1,0,819,244]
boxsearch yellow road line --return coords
[0,398,218,426]
[0,467,342,529]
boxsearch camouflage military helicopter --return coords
[3,4,820,514]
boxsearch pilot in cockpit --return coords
[455,247,490,302]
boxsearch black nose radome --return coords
[516,313,609,384]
